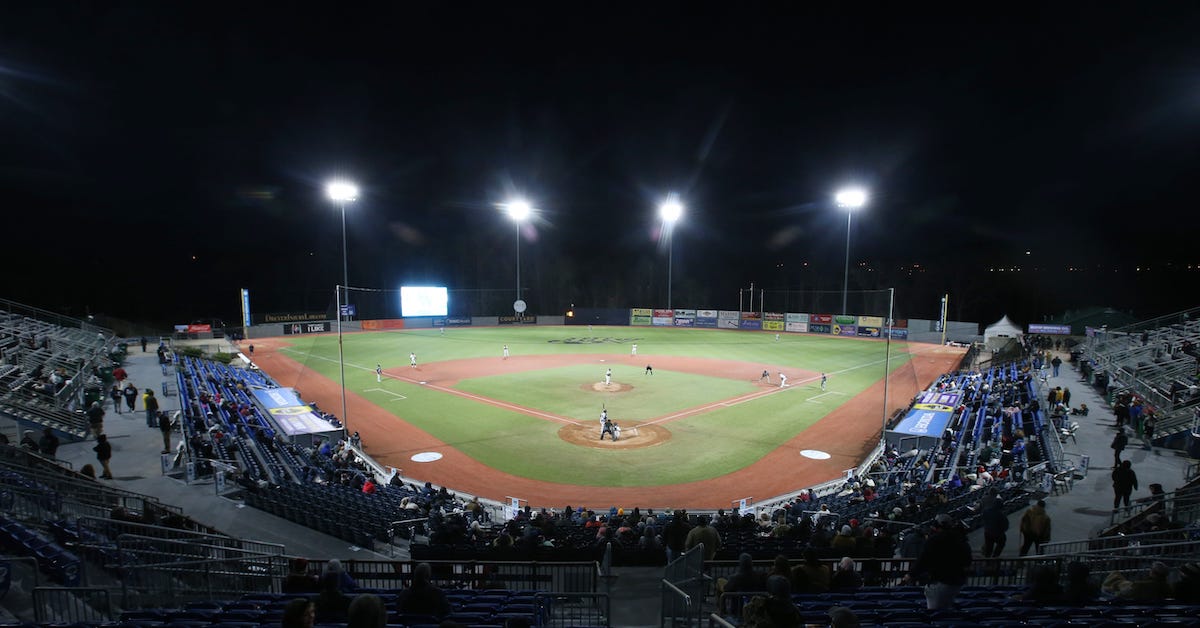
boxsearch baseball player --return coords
[605,368,612,386]
[376,364,382,383]
[503,344,509,359]
[410,352,417,369]
[779,372,788,387]
[760,369,770,383]
[821,373,827,391]
[645,364,653,375]
[631,343,638,356]
[611,421,621,441]
[599,409,611,440]
[775,333,780,341]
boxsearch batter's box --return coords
[364,388,407,401]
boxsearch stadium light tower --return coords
[501,198,533,304]
[326,180,359,318]
[659,196,684,310]
[835,187,868,315]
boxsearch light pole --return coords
[835,187,867,315]
[500,198,533,306]
[326,180,359,317]
[659,196,684,310]
[326,179,357,437]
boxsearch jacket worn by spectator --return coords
[910,523,972,586]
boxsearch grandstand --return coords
[2,300,1200,626]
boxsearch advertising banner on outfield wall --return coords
[887,328,909,339]
[809,323,832,334]
[764,312,785,321]
[741,311,761,320]
[652,309,674,327]
[674,309,696,318]
[718,317,740,329]
[785,321,809,333]
[362,319,407,330]
[697,309,717,318]
[630,308,652,326]
[857,326,882,337]
[858,315,884,327]
[739,318,763,330]
[811,314,833,324]
[498,315,538,325]
[834,315,857,325]
[653,309,674,318]
[673,317,694,326]
[718,310,740,320]
[431,317,471,327]
[764,321,784,331]
[785,313,810,323]
[833,324,858,336]
[261,312,329,324]
[283,322,331,335]
[696,310,718,327]
[893,318,908,328]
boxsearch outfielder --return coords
[631,343,638,356]
[503,344,509,359]
[410,352,417,369]
[376,364,382,383]
[605,368,612,386]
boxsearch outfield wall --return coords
[242,309,982,343]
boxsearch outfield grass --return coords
[279,326,910,486]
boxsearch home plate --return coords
[411,452,443,462]
[800,450,831,460]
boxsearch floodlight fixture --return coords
[326,180,359,202]
[836,187,868,210]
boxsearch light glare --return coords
[503,199,533,222]
[326,180,359,202]
[659,197,684,223]
[835,187,868,209]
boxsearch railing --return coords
[535,591,610,627]
[115,553,285,609]
[74,516,249,549]
[306,558,598,593]
[661,544,709,628]
[33,586,111,623]
[709,612,737,628]
[1042,530,1200,559]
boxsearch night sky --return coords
[2,5,1198,328]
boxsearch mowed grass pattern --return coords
[279,326,910,486]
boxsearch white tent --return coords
[984,315,1023,348]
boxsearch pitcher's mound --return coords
[559,423,670,449]
[584,382,633,393]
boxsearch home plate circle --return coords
[411,452,443,463]
[799,450,831,460]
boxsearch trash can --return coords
[98,365,115,386]
[83,386,102,407]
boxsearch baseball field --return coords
[249,326,964,509]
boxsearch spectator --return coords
[721,553,766,596]
[283,558,319,593]
[684,515,721,560]
[1111,428,1129,467]
[768,555,792,581]
[1019,500,1052,556]
[79,464,96,480]
[1112,460,1139,511]
[830,525,856,552]
[282,599,315,628]
[1102,561,1171,602]
[143,389,160,428]
[396,562,451,619]
[86,401,105,439]
[93,434,113,479]
[158,411,174,454]
[793,548,830,593]
[981,495,1009,557]
[830,557,863,591]
[1062,561,1099,603]
[315,573,351,622]
[19,430,38,452]
[664,511,690,563]
[904,514,971,610]
[828,606,861,628]
[323,558,358,592]
[38,428,59,458]
[109,385,123,414]
[122,383,138,413]
[742,575,801,628]
[1011,564,1063,602]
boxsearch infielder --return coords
[631,343,638,356]
[376,364,382,383]
[760,369,770,383]
[503,344,509,359]
[605,368,612,386]
[779,372,788,387]
[410,352,417,369]
[821,373,827,391]
[645,364,654,375]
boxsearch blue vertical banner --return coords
[240,288,251,328]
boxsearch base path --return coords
[249,337,962,509]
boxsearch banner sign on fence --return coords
[339,304,357,317]
[187,324,212,333]
[498,315,538,325]
[630,308,652,326]
[834,324,858,336]
[739,319,763,330]
[283,321,331,335]
[718,318,739,329]
[673,317,694,327]
[810,323,832,334]
[741,311,762,320]
[785,312,810,323]
[718,310,740,320]
[432,317,472,327]
[887,328,909,339]
[785,321,809,333]
[1028,323,1071,335]
[857,326,882,337]
[652,316,673,326]
[764,312,785,321]
[763,320,785,331]
[674,309,696,318]
[653,309,675,318]
[261,312,329,324]
[696,310,719,327]
[697,309,717,318]
[858,315,884,327]
[361,319,406,330]
[834,315,857,325]
[811,314,833,324]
